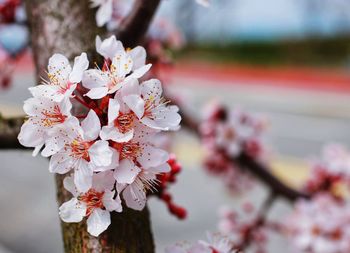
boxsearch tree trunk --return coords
[24,1,155,252]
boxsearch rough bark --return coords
[24,0,155,252]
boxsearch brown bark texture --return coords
[24,0,155,252]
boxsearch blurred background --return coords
[1,0,350,252]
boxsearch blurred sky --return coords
[158,0,350,41]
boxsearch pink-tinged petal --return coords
[74,161,93,193]
[138,146,169,169]
[18,120,45,148]
[94,147,119,172]
[95,0,113,27]
[114,159,140,184]
[41,137,62,157]
[119,78,140,97]
[89,140,113,167]
[49,153,73,174]
[29,85,62,101]
[23,97,42,116]
[128,46,146,70]
[107,98,120,124]
[87,209,111,237]
[96,35,124,60]
[81,110,101,141]
[48,54,71,81]
[69,52,89,83]
[140,78,162,100]
[127,64,152,79]
[63,175,79,197]
[150,163,171,174]
[100,125,133,143]
[141,106,181,131]
[59,198,86,223]
[85,87,109,99]
[59,97,73,116]
[122,183,146,211]
[92,170,115,191]
[82,69,109,89]
[103,190,122,212]
[123,94,145,119]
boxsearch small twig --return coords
[114,0,161,48]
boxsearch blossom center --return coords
[69,139,92,161]
[41,105,67,127]
[114,112,134,133]
[115,141,141,161]
[78,189,104,216]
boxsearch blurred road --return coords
[1,65,350,252]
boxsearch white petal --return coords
[63,175,79,196]
[74,161,93,193]
[82,69,109,89]
[111,51,133,77]
[151,163,171,173]
[114,159,141,184]
[59,198,86,223]
[100,125,133,143]
[85,87,109,99]
[29,85,63,102]
[94,147,119,172]
[69,52,89,83]
[123,94,144,119]
[138,146,169,169]
[128,46,146,70]
[96,35,123,59]
[18,120,45,148]
[122,183,146,211]
[49,153,73,174]
[87,209,111,237]
[81,110,101,140]
[92,170,115,191]
[107,98,120,124]
[140,78,162,100]
[48,54,71,82]
[119,78,140,97]
[95,0,113,27]
[88,140,113,167]
[103,190,122,212]
[128,64,152,79]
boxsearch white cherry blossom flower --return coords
[121,78,181,131]
[59,171,122,237]
[18,96,74,156]
[29,53,89,102]
[90,0,113,27]
[49,110,114,192]
[82,36,151,99]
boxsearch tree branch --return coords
[0,115,26,149]
[179,106,311,201]
[115,0,161,48]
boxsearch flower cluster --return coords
[304,144,350,197]
[200,102,266,194]
[165,232,238,253]
[285,194,350,253]
[18,35,181,236]
[218,205,268,253]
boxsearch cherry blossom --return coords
[82,36,151,99]
[49,110,114,192]
[18,96,74,156]
[29,53,89,102]
[286,194,350,253]
[90,0,113,27]
[59,171,122,237]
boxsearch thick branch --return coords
[0,115,25,149]
[115,0,161,47]
[180,107,310,201]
